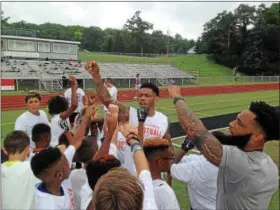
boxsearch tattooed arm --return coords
[167,85,223,166]
[85,61,130,122]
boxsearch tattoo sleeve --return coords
[94,79,114,107]
[175,100,223,166]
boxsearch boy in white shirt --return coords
[31,146,77,210]
[143,138,180,210]
[14,91,49,149]
[30,104,97,210]
[2,130,40,210]
[64,82,85,126]
[48,76,78,147]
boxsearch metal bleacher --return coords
[1,58,194,80]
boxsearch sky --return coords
[1,1,274,40]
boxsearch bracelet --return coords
[133,148,143,158]
[173,96,185,105]
[131,142,142,152]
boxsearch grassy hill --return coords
[79,52,237,77]
[170,54,235,77]
[79,52,169,64]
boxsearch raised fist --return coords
[68,76,77,87]
[137,107,148,122]
[85,60,99,76]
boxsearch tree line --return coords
[195,3,279,75]
[1,10,195,55]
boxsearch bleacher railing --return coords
[2,76,279,93]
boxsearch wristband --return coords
[133,148,143,158]
[131,142,142,152]
[173,96,185,105]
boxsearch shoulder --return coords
[16,111,28,119]
[155,111,168,120]
[39,110,48,116]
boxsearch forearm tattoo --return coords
[94,80,113,106]
[175,100,223,166]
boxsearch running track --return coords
[1,83,279,111]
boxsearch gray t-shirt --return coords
[217,145,279,210]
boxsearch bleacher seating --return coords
[1,58,193,79]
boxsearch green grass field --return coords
[1,89,279,209]
[170,54,235,77]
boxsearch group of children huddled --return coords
[2,70,180,210]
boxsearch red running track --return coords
[1,83,279,111]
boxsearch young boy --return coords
[48,76,78,147]
[31,123,51,158]
[2,130,40,210]
[30,104,97,210]
[14,91,49,149]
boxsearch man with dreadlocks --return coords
[166,84,279,210]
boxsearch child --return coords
[2,130,40,210]
[31,123,51,158]
[30,104,97,210]
[14,91,49,149]
[48,76,78,147]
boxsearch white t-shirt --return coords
[50,114,71,147]
[70,168,92,210]
[2,161,41,210]
[64,88,85,113]
[14,110,49,149]
[139,170,158,210]
[80,182,93,210]
[103,86,118,112]
[153,179,180,210]
[123,108,168,175]
[34,145,76,210]
[171,154,218,210]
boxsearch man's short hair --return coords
[31,147,62,178]
[4,130,30,155]
[249,101,280,141]
[86,155,121,190]
[140,83,159,96]
[143,138,169,158]
[32,123,51,143]
[25,91,41,103]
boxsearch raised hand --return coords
[85,60,99,76]
[84,104,98,118]
[68,76,77,87]
[166,85,181,98]
[137,107,149,122]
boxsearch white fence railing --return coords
[2,76,279,92]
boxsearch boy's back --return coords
[2,161,40,210]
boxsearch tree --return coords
[1,10,10,29]
[74,29,82,41]
[124,11,153,56]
